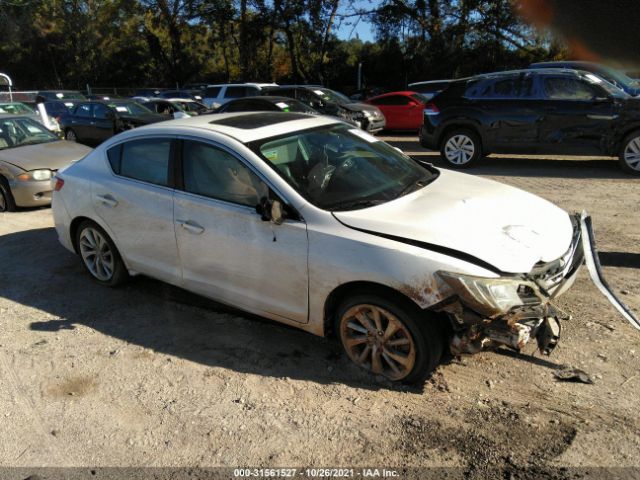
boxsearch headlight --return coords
[437,271,542,316]
[362,110,374,118]
[17,169,53,182]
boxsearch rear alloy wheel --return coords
[440,129,481,168]
[336,295,442,383]
[619,132,640,175]
[0,176,16,212]
[76,221,128,286]
[65,129,77,142]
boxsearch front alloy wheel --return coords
[440,129,481,168]
[336,295,443,383]
[340,304,416,381]
[620,132,640,175]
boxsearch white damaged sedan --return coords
[51,112,637,383]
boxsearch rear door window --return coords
[75,104,92,118]
[204,87,221,97]
[111,138,172,187]
[225,86,248,99]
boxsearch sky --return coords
[334,0,377,42]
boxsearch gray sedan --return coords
[0,114,92,211]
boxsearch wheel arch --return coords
[438,121,485,151]
[615,125,640,154]
[323,281,434,338]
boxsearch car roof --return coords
[229,96,300,103]
[472,68,585,79]
[206,83,277,88]
[134,111,340,143]
[530,61,599,68]
[0,113,31,119]
[369,91,419,99]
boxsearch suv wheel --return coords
[65,129,77,142]
[440,129,481,168]
[335,294,443,383]
[619,131,640,175]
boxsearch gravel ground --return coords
[0,135,639,479]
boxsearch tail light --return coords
[53,177,65,192]
[423,102,440,115]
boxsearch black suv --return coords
[262,85,386,133]
[419,69,640,174]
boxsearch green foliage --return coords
[0,0,558,91]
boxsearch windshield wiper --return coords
[394,177,432,199]
[326,198,386,211]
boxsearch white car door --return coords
[93,137,181,284]
[173,139,309,323]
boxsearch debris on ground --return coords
[553,367,594,384]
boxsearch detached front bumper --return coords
[437,212,639,356]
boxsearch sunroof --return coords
[209,112,310,129]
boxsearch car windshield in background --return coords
[0,117,59,150]
[275,99,316,113]
[253,124,438,211]
[109,101,153,115]
[316,88,351,104]
[410,93,430,103]
[583,73,629,98]
[600,65,640,89]
[0,103,36,115]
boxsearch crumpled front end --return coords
[435,214,586,356]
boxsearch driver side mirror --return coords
[256,197,285,225]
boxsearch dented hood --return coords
[333,169,574,274]
[0,140,92,171]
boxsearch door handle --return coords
[176,219,205,234]
[96,194,118,207]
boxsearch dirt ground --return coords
[1,135,639,479]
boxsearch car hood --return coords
[0,140,92,171]
[333,169,574,274]
[343,102,383,115]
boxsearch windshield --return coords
[44,91,87,100]
[0,103,36,115]
[274,99,317,113]
[599,65,640,89]
[316,88,351,104]
[252,124,438,211]
[109,101,153,115]
[0,117,58,150]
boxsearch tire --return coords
[618,131,640,175]
[0,176,16,212]
[75,220,128,286]
[335,293,443,383]
[65,129,78,142]
[439,128,482,168]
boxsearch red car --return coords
[365,91,429,131]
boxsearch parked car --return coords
[41,100,78,122]
[0,114,91,211]
[262,85,386,133]
[52,112,592,382]
[407,80,452,100]
[60,100,167,144]
[170,99,213,115]
[139,98,193,118]
[202,83,278,109]
[214,96,318,114]
[530,61,640,96]
[366,91,429,131]
[419,68,640,174]
[133,88,167,98]
[35,90,87,103]
[156,90,201,101]
[0,101,43,123]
